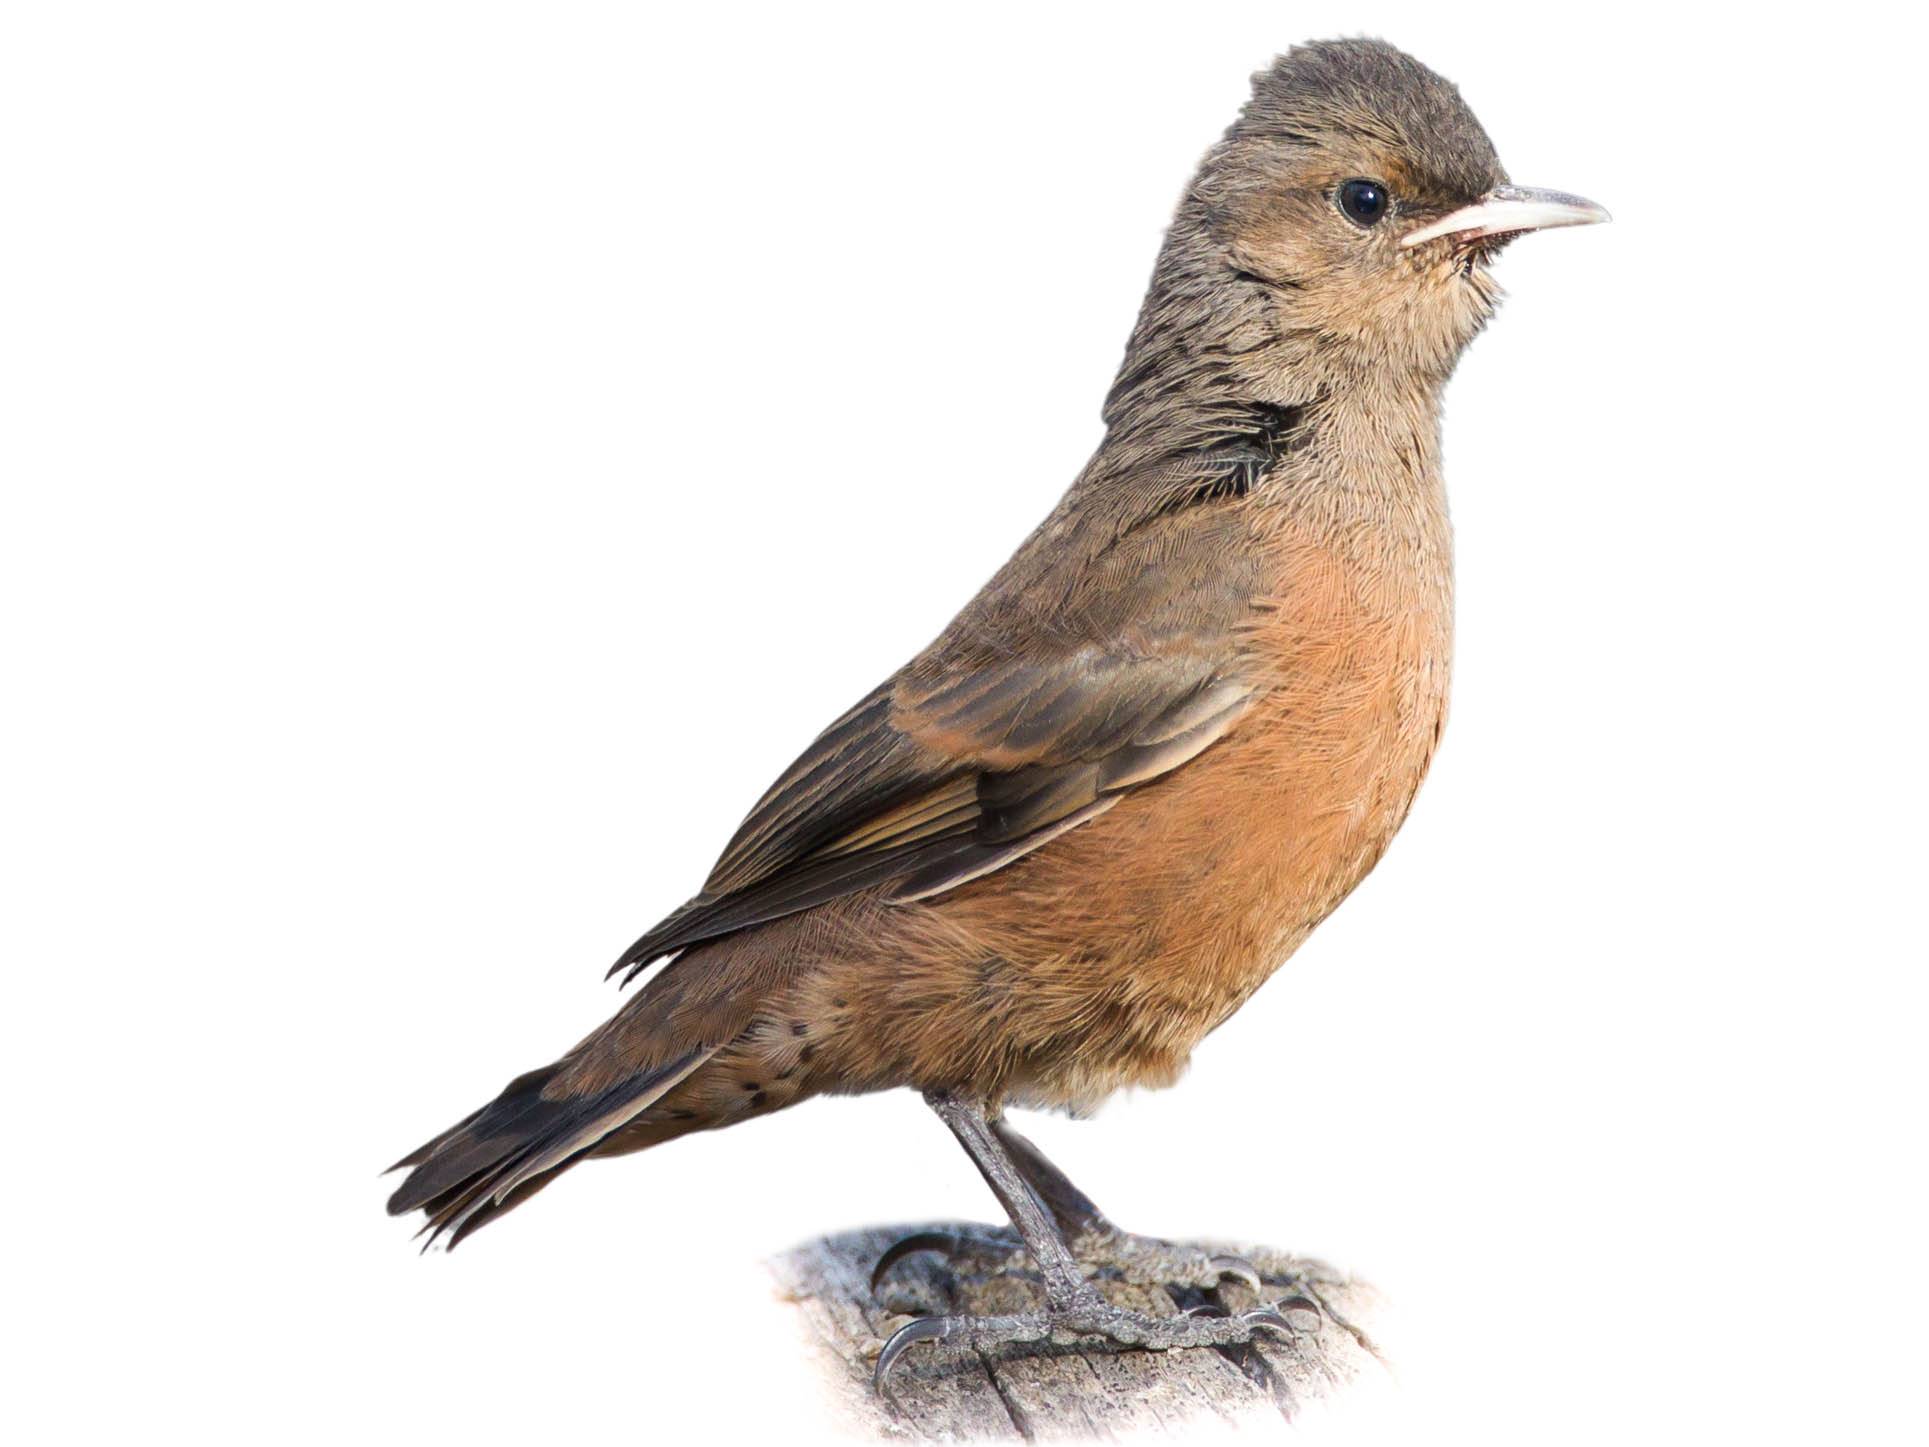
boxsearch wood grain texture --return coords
[769,1223,1390,1440]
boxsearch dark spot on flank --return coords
[741,1080,760,1092]
[798,1043,816,1063]
[749,1091,769,1110]
[791,1020,809,1036]
[831,998,848,1009]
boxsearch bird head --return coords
[1191,38,1608,386]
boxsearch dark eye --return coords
[1337,178,1389,227]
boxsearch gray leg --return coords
[871,1090,1302,1393]
[923,1091,1093,1307]
[872,1113,1262,1295]
[989,1116,1111,1236]
[868,1103,1111,1296]
[995,1116,1263,1291]
[868,1112,1116,1291]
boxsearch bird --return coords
[386,36,1606,1385]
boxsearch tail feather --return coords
[386,1045,717,1248]
[436,1169,564,1250]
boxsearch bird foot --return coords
[873,1290,1317,1392]
[870,1224,1263,1295]
[1067,1226,1266,1293]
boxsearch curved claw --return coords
[1242,1296,1323,1338]
[1241,1304,1296,1337]
[869,1231,974,1294]
[1274,1295,1325,1332]
[1207,1254,1264,1294]
[873,1314,966,1394]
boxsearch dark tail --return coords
[385,1044,716,1249]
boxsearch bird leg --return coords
[873,1090,1299,1391]
[870,1113,1262,1294]
[993,1117,1265,1292]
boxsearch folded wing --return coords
[611,449,1268,983]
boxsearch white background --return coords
[4,2,1923,1442]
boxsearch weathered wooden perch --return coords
[769,1223,1390,1440]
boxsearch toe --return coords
[870,1231,969,1293]
[873,1315,962,1393]
[1207,1253,1264,1294]
[1242,1295,1322,1338]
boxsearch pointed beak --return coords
[1400,184,1611,249]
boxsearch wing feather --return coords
[609,448,1271,983]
